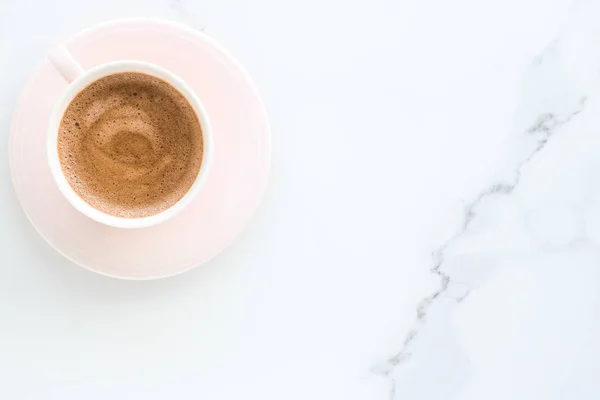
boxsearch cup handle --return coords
[48,44,85,84]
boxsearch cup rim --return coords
[47,60,214,229]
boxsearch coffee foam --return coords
[58,72,203,218]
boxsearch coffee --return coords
[57,72,203,218]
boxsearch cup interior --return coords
[47,61,213,229]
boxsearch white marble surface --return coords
[1,0,599,398]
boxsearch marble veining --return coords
[375,2,600,397]
[373,98,590,398]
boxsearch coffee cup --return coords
[47,45,213,229]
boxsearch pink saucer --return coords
[10,18,271,279]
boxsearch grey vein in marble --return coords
[372,56,589,400]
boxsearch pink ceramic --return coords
[10,18,271,279]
